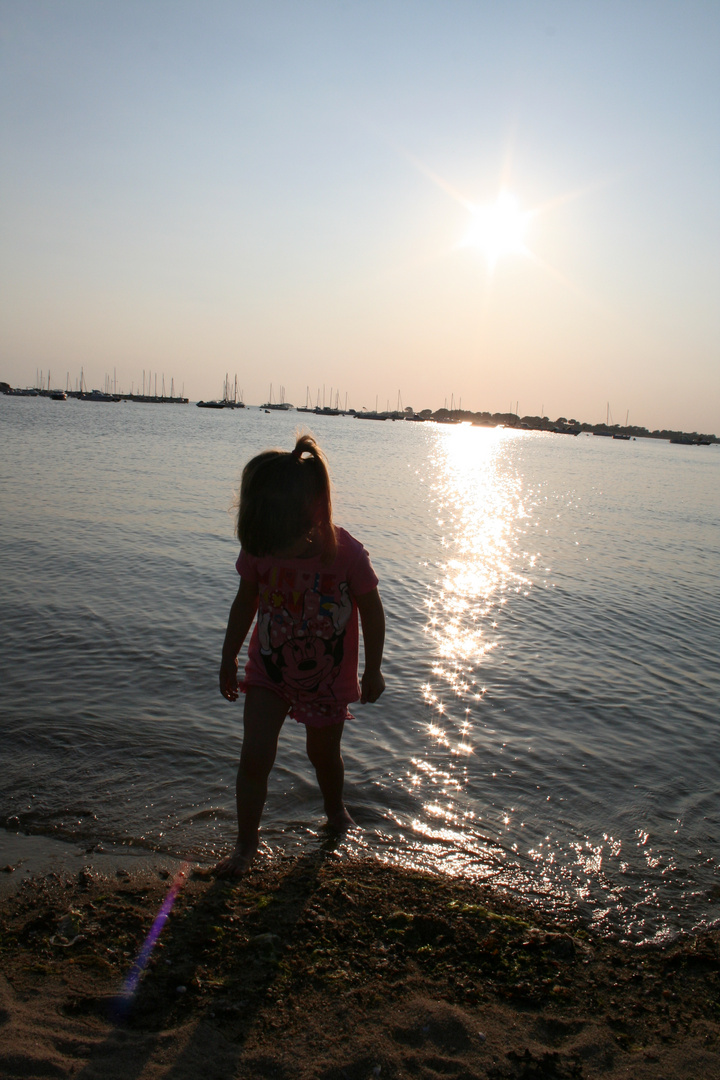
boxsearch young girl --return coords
[216,433,385,877]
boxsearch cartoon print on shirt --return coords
[331,582,353,632]
[257,572,354,699]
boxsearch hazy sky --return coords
[2,1,718,430]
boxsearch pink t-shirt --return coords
[235,527,378,707]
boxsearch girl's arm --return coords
[356,587,386,704]
[219,577,259,700]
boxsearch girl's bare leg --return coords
[305,721,356,830]
[214,687,289,878]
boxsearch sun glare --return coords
[403,147,602,293]
[462,190,530,271]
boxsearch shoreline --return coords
[1,834,719,1078]
[0,829,188,898]
[3,826,717,944]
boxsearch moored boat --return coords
[79,390,120,402]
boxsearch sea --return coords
[1,394,718,943]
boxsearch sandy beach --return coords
[1,832,719,1079]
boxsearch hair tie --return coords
[292,447,303,460]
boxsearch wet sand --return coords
[1,833,719,1079]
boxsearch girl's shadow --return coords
[76,841,339,1080]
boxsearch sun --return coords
[461,190,531,271]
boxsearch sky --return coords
[1,1,719,432]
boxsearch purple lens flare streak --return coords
[115,861,191,1012]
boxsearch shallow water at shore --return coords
[1,394,719,940]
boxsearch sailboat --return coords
[261,384,293,410]
[613,407,631,440]
[594,402,614,436]
[223,374,245,409]
[197,378,227,408]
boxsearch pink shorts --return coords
[239,679,353,728]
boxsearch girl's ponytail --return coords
[291,434,337,563]
[292,433,318,461]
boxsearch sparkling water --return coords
[1,394,718,941]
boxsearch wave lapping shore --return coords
[1,849,719,1079]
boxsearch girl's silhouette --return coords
[216,434,385,876]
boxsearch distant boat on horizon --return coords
[223,373,245,408]
[79,390,121,403]
[261,383,293,410]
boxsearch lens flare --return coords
[114,861,191,1016]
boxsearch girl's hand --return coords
[360,668,385,704]
[219,655,239,701]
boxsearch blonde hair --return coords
[237,433,337,562]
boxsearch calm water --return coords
[1,395,719,941]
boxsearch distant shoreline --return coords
[2,383,717,443]
[409,407,719,445]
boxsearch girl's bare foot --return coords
[213,841,258,878]
[326,806,356,831]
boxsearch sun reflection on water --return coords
[423,425,531,739]
[404,425,536,872]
